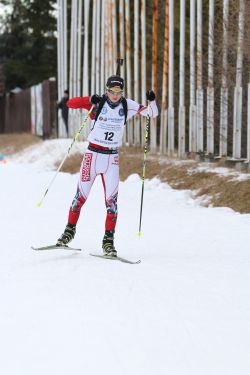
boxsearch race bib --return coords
[88,102,125,147]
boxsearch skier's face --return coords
[106,86,123,103]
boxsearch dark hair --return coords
[106,76,124,90]
[64,89,69,95]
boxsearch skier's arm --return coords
[137,100,158,118]
[67,96,92,110]
[126,91,158,121]
[67,96,97,119]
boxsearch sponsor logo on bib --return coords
[101,107,108,114]
[119,108,124,116]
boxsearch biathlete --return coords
[57,75,158,256]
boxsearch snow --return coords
[1,139,250,375]
[188,163,250,181]
[12,139,88,171]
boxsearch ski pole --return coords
[37,105,94,207]
[137,105,150,237]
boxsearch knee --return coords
[71,189,85,213]
[106,193,118,215]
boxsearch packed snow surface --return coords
[1,139,250,375]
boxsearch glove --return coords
[146,90,156,101]
[90,94,101,104]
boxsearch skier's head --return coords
[106,75,124,103]
[106,75,124,90]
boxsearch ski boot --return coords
[57,223,76,246]
[102,230,117,257]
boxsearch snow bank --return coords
[11,138,88,171]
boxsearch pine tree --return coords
[0,0,57,91]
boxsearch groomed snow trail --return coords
[0,142,250,375]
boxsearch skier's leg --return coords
[67,187,86,224]
[101,154,119,255]
[57,151,97,245]
[69,151,98,223]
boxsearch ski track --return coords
[1,154,250,375]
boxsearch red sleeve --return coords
[67,96,92,110]
[67,96,95,119]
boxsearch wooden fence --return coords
[0,80,57,138]
[56,0,250,163]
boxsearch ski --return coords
[31,245,82,251]
[90,253,141,264]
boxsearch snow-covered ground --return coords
[1,140,250,375]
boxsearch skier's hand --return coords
[146,90,156,101]
[91,94,101,104]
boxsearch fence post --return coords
[178,0,186,158]
[140,0,147,147]
[196,0,203,153]
[247,83,250,162]
[160,0,169,155]
[219,0,229,157]
[125,0,133,145]
[150,0,158,153]
[233,86,243,159]
[206,0,214,155]
[134,0,140,145]
[189,0,196,153]
[233,0,245,159]
[168,0,174,156]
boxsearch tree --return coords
[0,0,57,91]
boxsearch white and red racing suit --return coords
[66,96,158,232]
